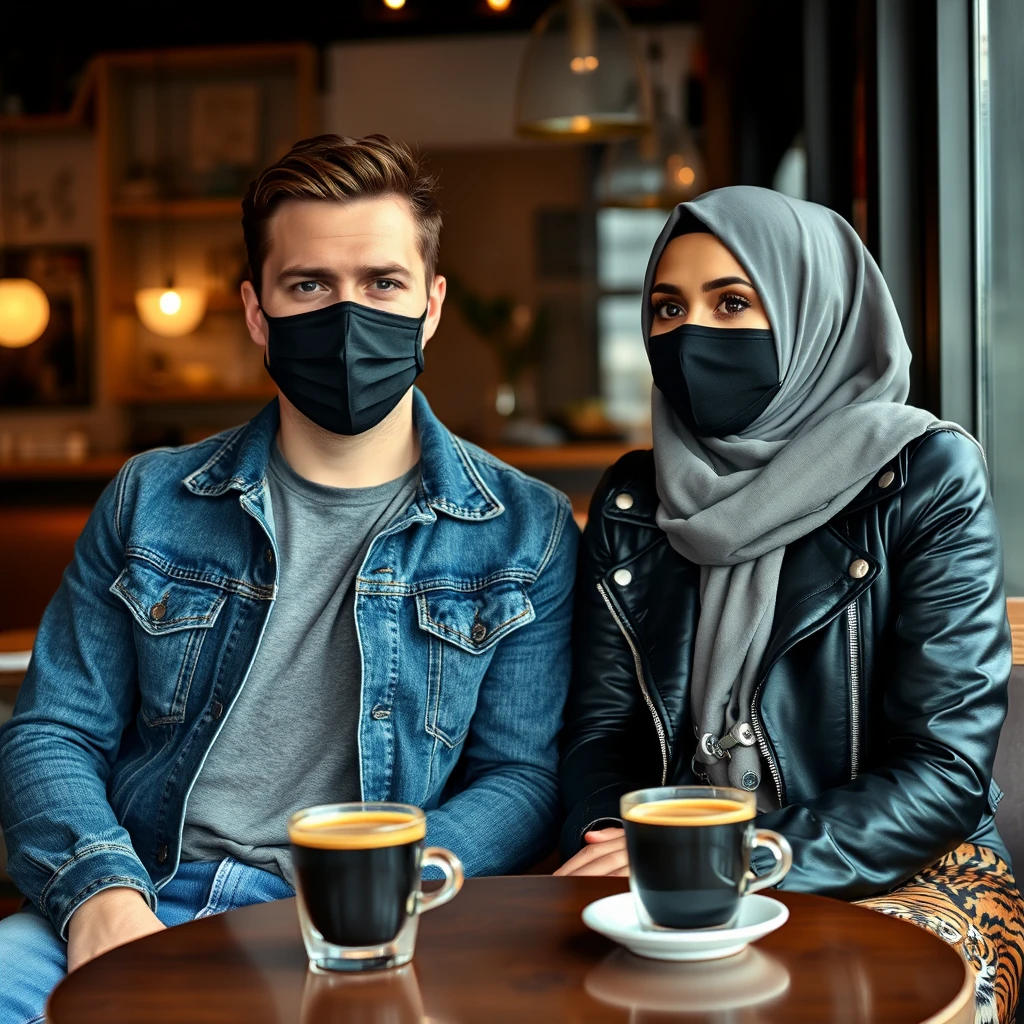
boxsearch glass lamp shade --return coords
[0,278,50,348]
[598,121,706,208]
[515,0,651,139]
[135,287,207,338]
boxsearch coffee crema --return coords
[624,798,754,828]
[288,810,426,850]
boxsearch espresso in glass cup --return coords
[288,802,463,972]
[621,786,792,931]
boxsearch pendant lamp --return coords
[0,140,50,347]
[515,0,651,139]
[135,283,207,338]
[133,67,206,339]
[597,43,705,207]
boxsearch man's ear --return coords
[241,280,268,349]
[422,274,446,348]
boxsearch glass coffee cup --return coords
[621,786,792,931]
[288,802,463,972]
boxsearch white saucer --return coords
[582,893,789,962]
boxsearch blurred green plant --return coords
[446,275,551,387]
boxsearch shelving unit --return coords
[92,44,317,405]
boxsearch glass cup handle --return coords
[743,829,793,895]
[418,847,465,914]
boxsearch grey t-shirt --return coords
[180,443,420,883]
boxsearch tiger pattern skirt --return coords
[857,844,1024,1024]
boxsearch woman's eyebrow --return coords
[702,276,753,293]
[651,282,683,296]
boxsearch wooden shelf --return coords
[110,197,243,220]
[0,456,130,481]
[115,383,276,405]
[486,443,636,470]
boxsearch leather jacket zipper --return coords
[749,684,783,806]
[596,581,669,784]
[846,600,861,779]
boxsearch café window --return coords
[596,208,669,429]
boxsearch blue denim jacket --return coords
[0,391,577,935]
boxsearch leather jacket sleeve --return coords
[757,430,1011,898]
[558,467,664,858]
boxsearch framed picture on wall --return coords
[0,246,92,408]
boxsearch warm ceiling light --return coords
[383,0,406,8]
[487,0,511,9]
[675,165,695,186]
[0,278,50,348]
[515,0,651,139]
[135,286,207,338]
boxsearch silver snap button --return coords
[371,706,391,720]
[150,601,167,621]
[848,559,870,579]
[877,470,895,489]
[741,772,759,791]
[614,492,634,510]
[471,622,488,643]
[613,568,632,587]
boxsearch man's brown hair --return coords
[241,133,442,297]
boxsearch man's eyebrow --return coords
[701,276,753,293]
[278,265,337,280]
[650,282,683,297]
[359,263,413,279]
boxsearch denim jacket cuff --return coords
[41,843,157,939]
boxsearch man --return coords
[0,134,576,1019]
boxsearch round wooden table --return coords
[48,876,973,1023]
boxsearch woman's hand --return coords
[553,827,629,877]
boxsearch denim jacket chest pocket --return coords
[110,558,227,726]
[415,579,535,748]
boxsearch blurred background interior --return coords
[0,0,1022,898]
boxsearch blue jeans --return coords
[0,859,293,1024]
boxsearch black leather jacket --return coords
[560,428,1011,899]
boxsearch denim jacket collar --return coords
[182,389,503,522]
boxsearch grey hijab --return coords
[643,186,943,793]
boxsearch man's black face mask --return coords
[263,300,426,436]
[648,323,781,438]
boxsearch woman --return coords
[557,187,1022,1022]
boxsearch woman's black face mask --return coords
[648,323,781,438]
[263,300,426,436]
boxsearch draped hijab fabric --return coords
[643,186,946,793]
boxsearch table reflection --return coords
[301,964,425,1024]
[585,947,790,1019]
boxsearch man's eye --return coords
[297,281,319,293]
[374,279,398,291]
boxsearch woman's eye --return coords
[718,293,751,316]
[656,302,685,320]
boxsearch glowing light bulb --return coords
[487,0,511,9]
[675,166,696,187]
[383,0,405,8]
[570,55,600,73]
[0,278,50,348]
[158,289,183,315]
[570,115,592,133]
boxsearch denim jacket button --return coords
[264,547,274,563]
[371,706,391,720]
[155,844,168,864]
[471,622,488,643]
[210,701,223,721]
[150,601,167,621]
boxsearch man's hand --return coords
[66,887,165,972]
[553,827,629,877]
